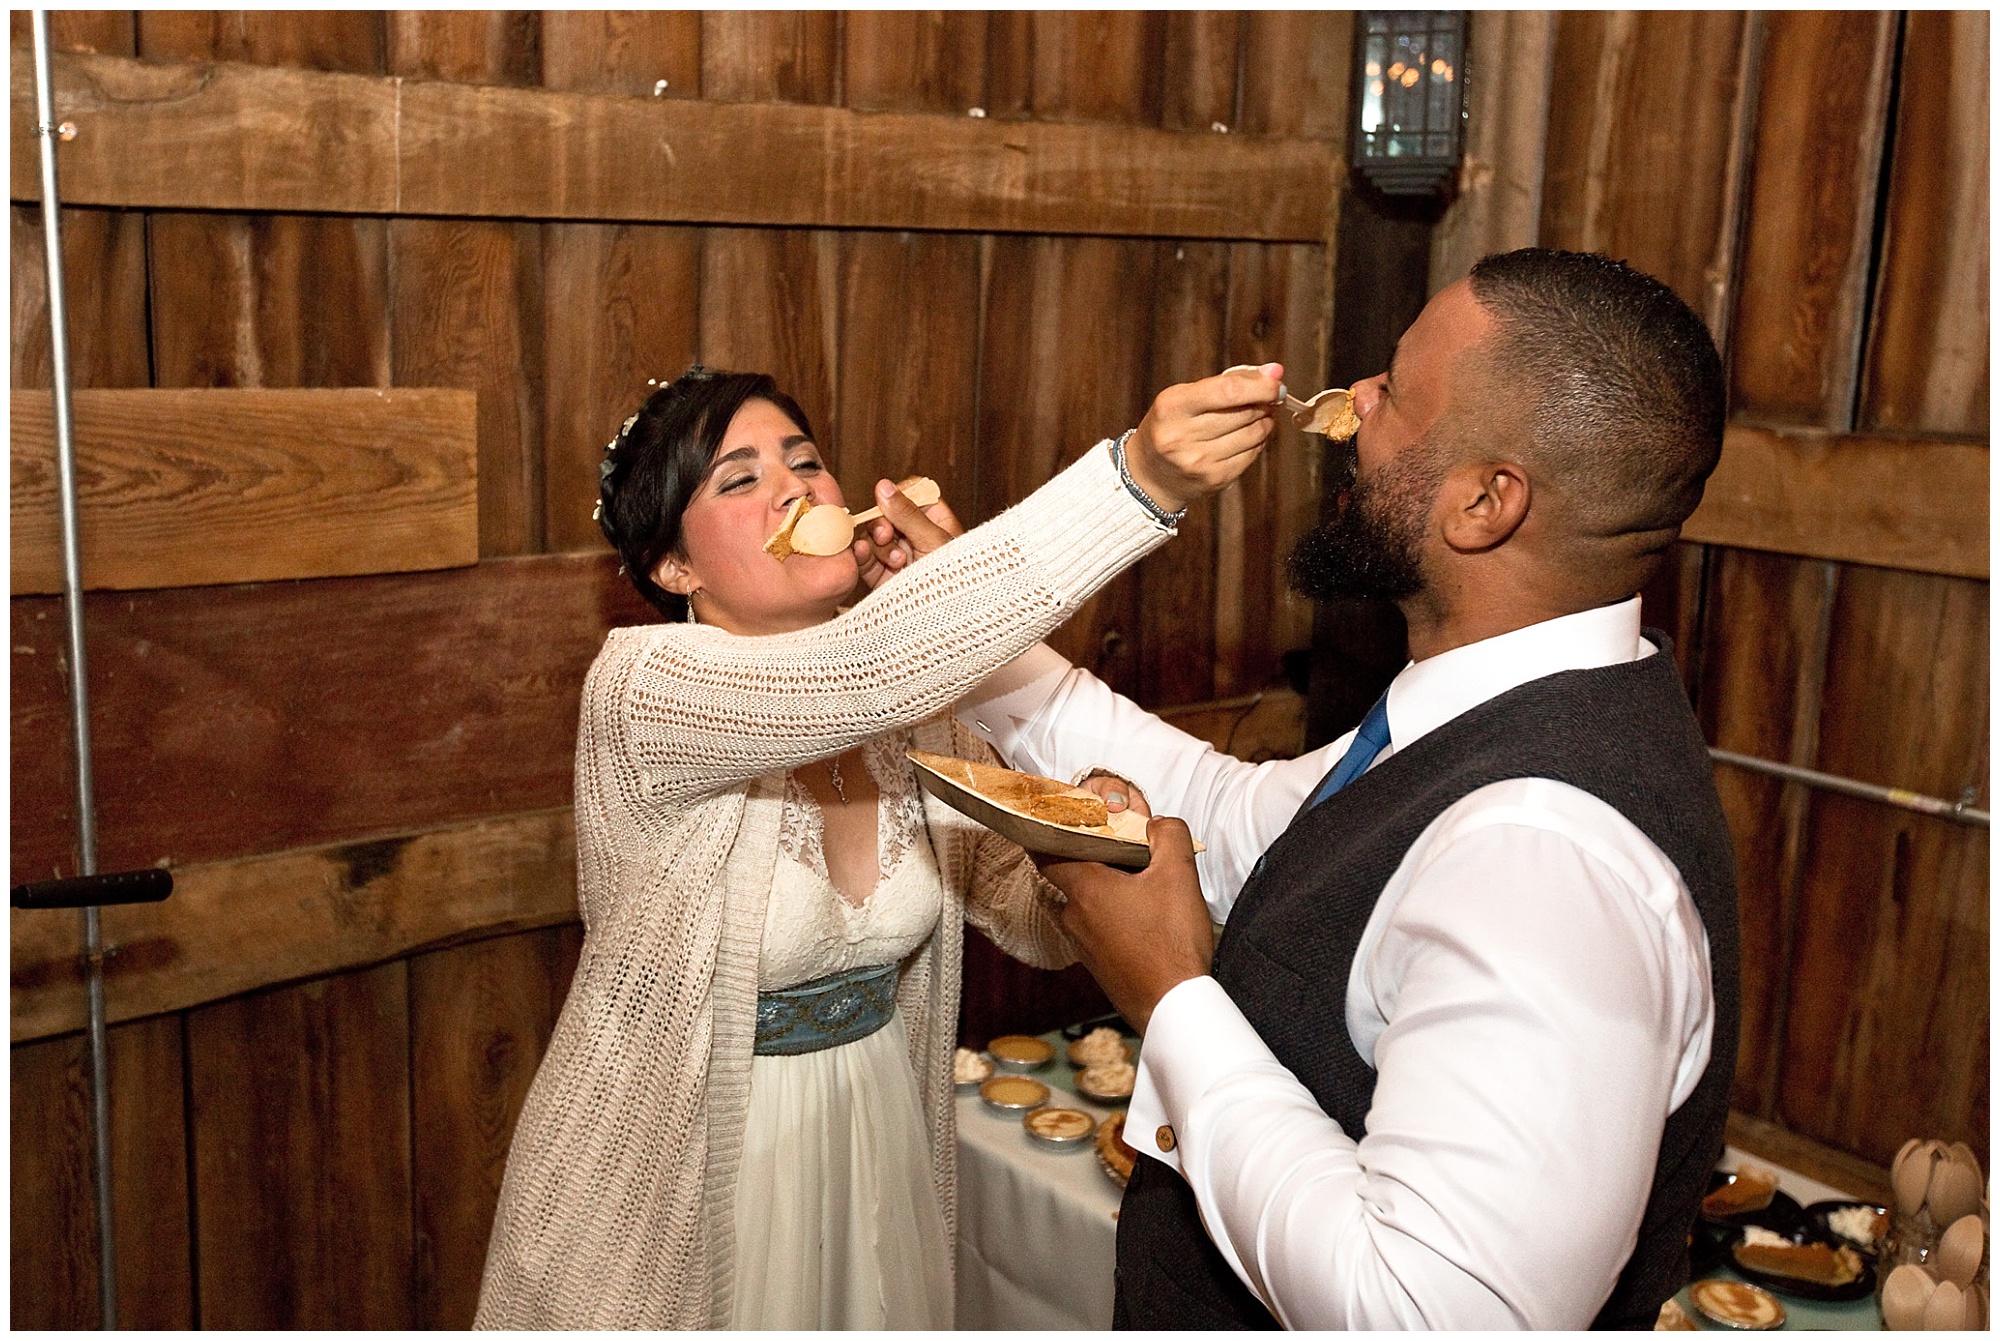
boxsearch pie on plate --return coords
[1096,1112,1137,1186]
[1687,1278,1785,1330]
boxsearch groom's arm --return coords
[956,645,1345,920]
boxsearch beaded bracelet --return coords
[1110,429,1189,530]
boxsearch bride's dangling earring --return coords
[685,589,699,624]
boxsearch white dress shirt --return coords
[955,598,1715,1329]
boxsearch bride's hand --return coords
[1078,770,1152,817]
[852,480,963,589]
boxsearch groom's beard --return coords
[1285,438,1443,605]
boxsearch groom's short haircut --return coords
[1467,248,1726,538]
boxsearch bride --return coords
[474,362,1280,1328]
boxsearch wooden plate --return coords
[907,750,1162,869]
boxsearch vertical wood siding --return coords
[10,12,1348,1325]
[10,7,1984,1326]
[1538,9,1989,1169]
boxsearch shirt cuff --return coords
[1131,975,1273,1174]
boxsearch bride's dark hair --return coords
[597,367,817,620]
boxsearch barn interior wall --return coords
[9,10,1987,1328]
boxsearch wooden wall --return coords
[1526,10,1989,1175]
[9,10,1350,1327]
[12,10,1989,1329]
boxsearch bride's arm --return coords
[615,442,1170,804]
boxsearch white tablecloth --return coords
[950,1050,1868,1331]
[953,1064,1126,1330]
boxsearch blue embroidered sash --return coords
[753,961,900,1056]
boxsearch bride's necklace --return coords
[826,756,849,805]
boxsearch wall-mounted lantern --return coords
[1351,12,1468,197]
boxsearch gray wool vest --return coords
[1113,635,1740,1330]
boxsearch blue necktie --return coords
[1307,693,1392,809]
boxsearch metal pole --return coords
[1710,748,1990,828]
[31,13,118,1328]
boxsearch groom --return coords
[962,248,1740,1328]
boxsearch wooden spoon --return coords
[1283,386,1360,438]
[1921,1277,1965,1330]
[1927,1157,1985,1228]
[786,476,943,557]
[1935,1213,1986,1289]
[1896,1140,1943,1218]
[1881,1263,1937,1330]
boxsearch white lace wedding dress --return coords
[729,733,955,1330]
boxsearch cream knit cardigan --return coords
[475,442,1170,1329]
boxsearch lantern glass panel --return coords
[1352,11,1468,195]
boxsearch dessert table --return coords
[953,1030,1130,1329]
[1673,1150,1883,1331]
[952,1031,1886,1330]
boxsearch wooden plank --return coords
[1538,12,1750,319]
[831,231,980,510]
[981,12,1034,119]
[1860,11,1990,438]
[1238,11,1352,139]
[1695,549,1826,1117]
[1161,12,1243,132]
[1635,541,1707,684]
[188,961,415,1328]
[1726,12,1898,430]
[1777,566,1989,1169]
[12,595,78,882]
[10,1014,192,1328]
[9,388,478,593]
[410,924,583,1327]
[1429,11,1558,294]
[137,9,384,72]
[1303,179,1431,749]
[1680,426,1989,579]
[1137,240,1229,705]
[698,227,840,441]
[539,9,700,98]
[145,213,391,390]
[541,223,700,552]
[10,204,150,389]
[11,49,1340,243]
[1017,12,1167,124]
[11,809,579,1043]
[1214,242,1326,696]
[386,10,540,85]
[391,218,545,557]
[9,49,400,214]
[842,11,987,114]
[974,234,1156,691]
[700,10,838,103]
[9,553,656,883]
[9,9,134,56]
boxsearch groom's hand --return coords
[1038,817,1213,1034]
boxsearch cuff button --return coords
[1155,1125,1177,1153]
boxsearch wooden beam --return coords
[10,552,656,882]
[11,46,1339,242]
[1682,426,1989,579]
[10,388,478,593]
[10,809,578,1043]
